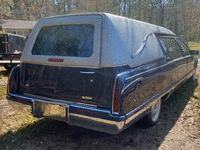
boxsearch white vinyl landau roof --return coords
[22,12,175,68]
[100,13,175,67]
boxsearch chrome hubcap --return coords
[151,99,161,122]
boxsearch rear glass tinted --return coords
[32,24,94,57]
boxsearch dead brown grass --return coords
[193,67,200,131]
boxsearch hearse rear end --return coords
[7,13,198,134]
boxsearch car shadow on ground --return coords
[0,79,198,150]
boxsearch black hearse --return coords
[0,33,26,70]
[7,13,199,134]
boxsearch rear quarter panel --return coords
[120,58,177,115]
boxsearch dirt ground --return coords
[0,66,200,150]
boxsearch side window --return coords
[158,38,171,60]
[162,38,183,60]
[175,39,191,56]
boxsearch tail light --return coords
[112,76,120,115]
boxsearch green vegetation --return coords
[188,41,200,51]
[1,1,200,42]
[0,85,7,98]
[0,111,41,149]
[0,0,14,19]
[0,73,4,79]
[188,41,200,58]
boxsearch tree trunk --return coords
[127,0,131,18]
[123,0,126,16]
[149,1,154,23]
[138,0,142,20]
[161,1,164,26]
[174,0,178,35]
[119,0,121,15]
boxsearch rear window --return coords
[32,24,95,57]
[8,35,26,53]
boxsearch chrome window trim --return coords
[126,55,190,81]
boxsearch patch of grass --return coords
[0,110,40,136]
[0,73,4,79]
[0,111,41,149]
[0,85,7,98]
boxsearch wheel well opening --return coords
[161,93,170,102]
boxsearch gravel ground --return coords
[0,66,200,150]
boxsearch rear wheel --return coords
[143,98,161,127]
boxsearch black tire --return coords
[143,98,161,127]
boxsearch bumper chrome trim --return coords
[69,113,125,134]
[7,94,125,134]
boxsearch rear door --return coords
[20,15,106,105]
[161,37,187,81]
[175,38,195,73]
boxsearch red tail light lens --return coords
[112,77,120,115]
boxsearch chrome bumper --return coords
[6,94,126,134]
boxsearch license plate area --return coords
[33,101,68,122]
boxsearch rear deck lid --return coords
[21,14,102,67]
[20,14,109,105]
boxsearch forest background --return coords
[0,0,200,43]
